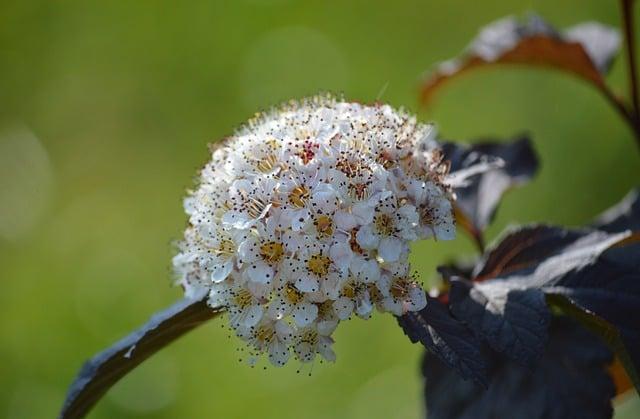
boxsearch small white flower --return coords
[294,324,336,363]
[379,272,428,316]
[173,96,456,366]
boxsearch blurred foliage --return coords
[0,0,639,418]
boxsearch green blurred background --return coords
[1,0,639,417]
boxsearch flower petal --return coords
[292,302,318,327]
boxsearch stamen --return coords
[259,241,284,264]
[307,254,331,276]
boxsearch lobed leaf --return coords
[424,188,640,392]
[592,187,640,233]
[59,295,222,419]
[449,280,550,367]
[421,14,620,105]
[422,317,616,419]
[397,296,488,387]
[441,136,539,250]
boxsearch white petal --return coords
[434,219,456,241]
[318,338,336,362]
[295,342,314,363]
[382,298,403,316]
[267,297,292,320]
[221,210,255,229]
[334,210,357,231]
[377,274,392,297]
[317,320,338,336]
[351,257,380,284]
[356,225,379,250]
[378,237,402,262]
[237,238,259,263]
[321,273,342,300]
[246,261,275,284]
[247,280,271,298]
[311,184,339,213]
[243,305,263,328]
[268,340,290,367]
[329,241,353,273]
[333,297,354,320]
[356,295,373,318]
[282,230,302,252]
[296,274,319,293]
[407,286,427,312]
[352,201,374,225]
[292,302,318,327]
[210,260,233,283]
[207,286,226,307]
[433,200,455,241]
[275,320,295,344]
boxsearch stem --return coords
[59,296,222,419]
[622,0,640,118]
[600,85,640,149]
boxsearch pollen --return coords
[314,215,333,238]
[289,185,310,208]
[255,325,275,344]
[285,283,305,304]
[233,289,254,308]
[348,182,369,200]
[374,213,395,236]
[341,280,357,299]
[212,239,235,257]
[390,277,410,299]
[259,241,284,264]
[307,254,331,276]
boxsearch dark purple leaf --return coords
[472,225,583,280]
[422,317,615,419]
[592,188,640,233]
[59,295,222,419]
[441,136,539,251]
[467,222,639,392]
[449,280,550,367]
[397,296,488,387]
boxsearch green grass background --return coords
[1,0,639,417]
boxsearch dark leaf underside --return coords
[59,296,222,419]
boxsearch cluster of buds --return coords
[173,96,455,366]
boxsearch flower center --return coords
[255,325,275,344]
[314,215,333,238]
[374,213,395,236]
[390,277,410,299]
[336,158,362,177]
[349,229,363,254]
[299,329,318,345]
[256,154,279,173]
[341,280,357,299]
[348,182,369,200]
[289,185,310,208]
[259,241,284,264]
[212,238,235,258]
[285,283,304,304]
[316,300,334,318]
[233,289,253,308]
[419,204,435,225]
[307,254,331,276]
[297,141,318,165]
[377,151,395,169]
[256,139,281,173]
[247,197,269,219]
[368,283,383,304]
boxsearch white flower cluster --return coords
[173,96,455,367]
